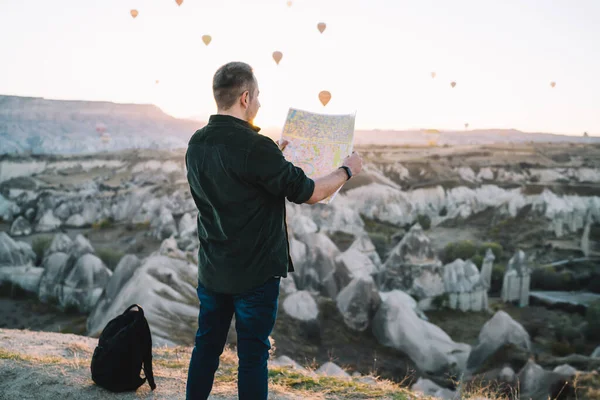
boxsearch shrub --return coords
[531,266,577,291]
[585,300,600,340]
[416,214,431,230]
[442,240,477,264]
[327,231,355,252]
[471,255,484,268]
[92,217,114,230]
[490,264,506,294]
[32,236,53,265]
[478,242,503,260]
[550,341,576,357]
[96,248,125,271]
[587,276,600,294]
[368,233,390,261]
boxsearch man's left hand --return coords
[277,139,289,152]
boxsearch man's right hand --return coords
[343,151,363,176]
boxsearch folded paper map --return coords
[280,107,356,204]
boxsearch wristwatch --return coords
[339,165,352,180]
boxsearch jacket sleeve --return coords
[245,137,315,204]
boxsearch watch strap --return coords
[339,166,352,180]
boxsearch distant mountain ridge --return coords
[0,95,202,155]
[1,94,598,155]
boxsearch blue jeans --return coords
[186,276,280,400]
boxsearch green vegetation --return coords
[416,214,431,230]
[125,220,151,231]
[92,217,114,230]
[441,240,504,266]
[585,300,600,340]
[96,248,125,271]
[530,266,577,291]
[360,216,403,260]
[327,231,356,253]
[268,368,410,399]
[31,235,53,264]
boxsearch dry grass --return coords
[4,343,594,399]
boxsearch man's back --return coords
[185,114,314,294]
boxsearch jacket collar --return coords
[208,114,261,133]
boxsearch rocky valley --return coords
[1,139,600,399]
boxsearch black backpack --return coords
[90,304,157,392]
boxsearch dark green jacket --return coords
[185,114,315,294]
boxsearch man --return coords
[185,61,363,400]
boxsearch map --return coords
[280,108,356,204]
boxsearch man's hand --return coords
[343,151,363,176]
[277,139,289,152]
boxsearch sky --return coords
[0,0,599,134]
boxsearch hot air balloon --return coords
[317,22,326,34]
[175,0,183,5]
[272,51,283,65]
[550,81,556,88]
[96,123,106,135]
[318,91,331,106]
[130,9,138,19]
[431,72,436,79]
[287,1,293,7]
[155,80,160,84]
[202,35,212,46]
[450,81,456,88]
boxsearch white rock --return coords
[9,216,32,236]
[282,291,319,322]
[480,248,495,290]
[443,259,481,293]
[467,311,531,371]
[35,210,62,232]
[553,364,578,377]
[87,254,199,346]
[178,212,196,238]
[150,207,177,240]
[0,232,35,267]
[44,233,73,257]
[335,248,378,289]
[37,252,71,304]
[102,254,141,302]
[71,234,95,259]
[373,288,471,374]
[348,235,382,267]
[58,254,112,313]
[293,233,340,298]
[591,346,600,358]
[269,356,306,372]
[0,265,44,294]
[65,213,86,227]
[280,275,297,294]
[0,194,20,221]
[477,167,494,181]
[336,276,381,332]
[316,362,350,379]
[411,377,443,396]
[290,215,318,236]
[379,224,444,300]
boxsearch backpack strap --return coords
[139,315,157,390]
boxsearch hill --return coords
[2,94,599,155]
[0,95,201,155]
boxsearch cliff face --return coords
[0,95,201,155]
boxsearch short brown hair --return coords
[212,62,255,110]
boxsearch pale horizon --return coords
[1,0,599,135]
